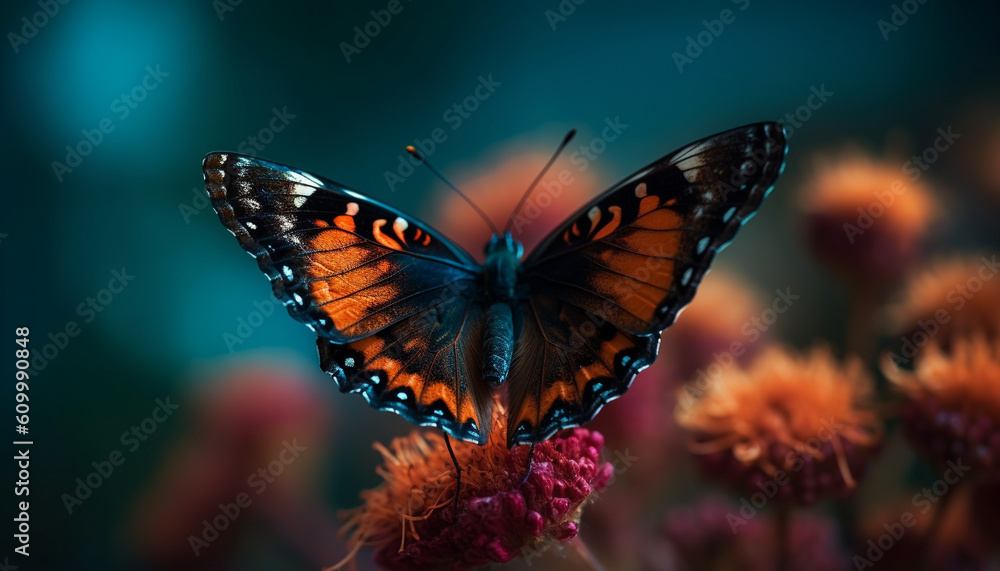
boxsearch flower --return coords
[676,346,883,504]
[885,256,1000,351]
[855,492,995,571]
[130,355,339,568]
[646,496,848,571]
[799,151,938,282]
[884,335,1000,472]
[332,400,614,571]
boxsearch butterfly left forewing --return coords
[204,152,494,443]
[204,152,479,344]
[505,122,787,446]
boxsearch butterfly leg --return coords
[443,432,462,504]
[518,442,536,486]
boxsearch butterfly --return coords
[203,122,787,448]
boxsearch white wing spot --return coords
[393,217,409,243]
[245,221,257,230]
[291,183,317,208]
[587,206,601,232]
[286,170,325,187]
[635,182,648,198]
[346,202,360,216]
[697,236,710,254]
[344,357,355,368]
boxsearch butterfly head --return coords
[485,232,524,259]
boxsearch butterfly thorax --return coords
[481,232,523,387]
[483,232,524,303]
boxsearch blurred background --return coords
[3,0,999,569]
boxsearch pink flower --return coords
[332,401,613,570]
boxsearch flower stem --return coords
[918,482,957,571]
[846,281,881,364]
[568,535,607,571]
[775,504,791,571]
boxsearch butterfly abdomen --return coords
[483,303,514,387]
[481,232,524,387]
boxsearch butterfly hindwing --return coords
[203,152,479,344]
[317,282,494,444]
[506,122,787,446]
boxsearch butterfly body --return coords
[481,232,524,386]
[204,121,788,448]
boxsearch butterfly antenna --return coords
[518,442,536,486]
[443,432,463,504]
[503,129,577,234]
[407,146,499,235]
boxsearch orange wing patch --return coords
[372,219,403,251]
[305,230,401,332]
[591,205,622,240]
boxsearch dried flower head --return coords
[676,346,883,504]
[332,401,613,570]
[886,255,1000,352]
[799,152,938,282]
[884,335,1000,472]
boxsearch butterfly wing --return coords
[506,122,787,446]
[204,152,493,443]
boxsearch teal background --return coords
[2,0,999,569]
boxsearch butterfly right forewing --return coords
[504,123,788,446]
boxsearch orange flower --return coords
[676,346,882,504]
[884,335,1000,472]
[885,256,1000,351]
[799,151,938,282]
[331,400,613,570]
